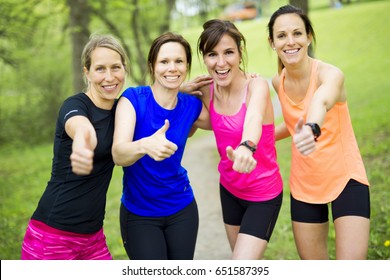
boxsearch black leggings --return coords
[120,200,199,260]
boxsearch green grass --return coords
[1,0,389,260]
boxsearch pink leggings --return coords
[21,220,112,260]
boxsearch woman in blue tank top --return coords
[112,32,211,260]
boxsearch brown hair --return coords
[81,34,129,86]
[147,32,192,83]
[267,5,316,73]
[197,19,247,72]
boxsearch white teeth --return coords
[104,85,116,89]
[216,70,229,74]
[165,76,179,81]
[284,49,299,54]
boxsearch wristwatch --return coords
[238,140,257,153]
[305,123,321,141]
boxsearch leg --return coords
[21,220,86,260]
[165,200,199,260]
[290,194,329,259]
[292,221,329,259]
[334,216,370,259]
[232,233,268,260]
[79,228,112,260]
[230,192,283,259]
[219,184,245,253]
[120,203,167,260]
[224,224,240,251]
[331,180,370,259]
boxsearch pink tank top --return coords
[209,83,283,201]
[278,59,369,203]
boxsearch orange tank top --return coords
[278,59,369,203]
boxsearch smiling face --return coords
[203,34,241,87]
[152,42,188,91]
[84,47,125,108]
[271,13,312,67]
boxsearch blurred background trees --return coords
[0,0,312,148]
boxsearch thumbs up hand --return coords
[146,119,178,161]
[70,129,97,175]
[226,145,257,174]
[293,117,316,156]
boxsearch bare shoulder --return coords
[248,75,269,88]
[270,74,281,92]
[317,60,344,82]
[247,76,270,102]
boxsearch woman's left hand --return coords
[180,74,213,96]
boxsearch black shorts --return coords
[291,179,370,223]
[220,184,283,241]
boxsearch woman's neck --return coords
[284,56,312,81]
[215,71,248,99]
[85,91,114,110]
[150,84,178,109]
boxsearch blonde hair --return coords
[81,34,129,85]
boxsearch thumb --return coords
[295,117,304,134]
[226,146,235,161]
[157,119,170,135]
[84,130,92,149]
[83,129,97,151]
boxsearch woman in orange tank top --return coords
[267,5,370,259]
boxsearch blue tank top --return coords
[120,86,202,216]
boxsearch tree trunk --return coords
[130,0,176,85]
[289,0,313,57]
[67,0,90,93]
[289,0,308,14]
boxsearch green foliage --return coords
[0,0,72,146]
[1,0,389,260]
[0,0,42,66]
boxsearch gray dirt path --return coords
[182,131,231,260]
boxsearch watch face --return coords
[313,124,321,136]
[305,123,321,140]
[239,140,257,153]
[246,140,256,148]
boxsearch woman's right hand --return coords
[226,146,257,174]
[145,119,178,161]
[293,118,316,156]
[70,129,96,175]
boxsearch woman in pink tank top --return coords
[268,5,370,259]
[186,19,283,260]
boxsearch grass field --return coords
[1,0,389,260]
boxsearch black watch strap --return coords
[238,140,257,153]
[305,123,321,141]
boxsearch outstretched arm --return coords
[112,98,178,166]
[226,77,269,174]
[293,63,346,155]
